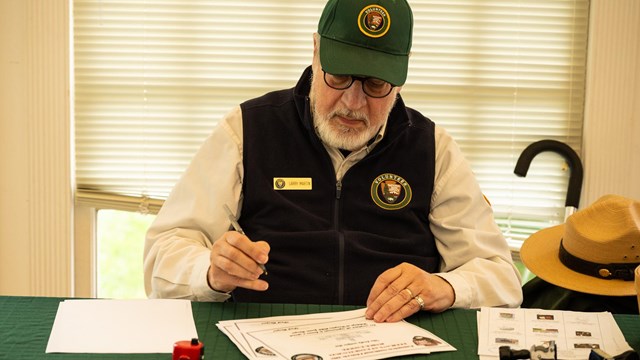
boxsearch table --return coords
[1,296,638,359]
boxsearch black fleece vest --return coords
[232,67,438,305]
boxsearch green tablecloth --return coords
[1,296,638,359]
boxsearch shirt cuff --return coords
[190,251,231,302]
[435,272,472,309]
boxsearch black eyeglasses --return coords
[323,70,394,98]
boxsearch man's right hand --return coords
[207,231,270,293]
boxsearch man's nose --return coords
[340,80,367,110]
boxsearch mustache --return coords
[328,109,370,125]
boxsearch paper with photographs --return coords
[477,307,633,360]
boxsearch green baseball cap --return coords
[317,0,413,86]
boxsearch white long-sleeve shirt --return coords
[143,105,523,308]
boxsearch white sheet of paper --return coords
[241,308,455,360]
[476,307,633,360]
[46,299,198,353]
[217,313,337,359]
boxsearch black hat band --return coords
[558,239,639,281]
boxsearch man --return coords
[143,0,522,323]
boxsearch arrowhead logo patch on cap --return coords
[358,5,391,38]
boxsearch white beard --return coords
[308,68,397,151]
[313,108,379,151]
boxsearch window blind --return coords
[74,0,589,248]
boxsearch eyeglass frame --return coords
[322,70,395,98]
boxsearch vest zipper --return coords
[335,180,345,304]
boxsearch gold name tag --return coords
[273,177,312,190]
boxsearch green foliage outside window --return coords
[97,210,155,299]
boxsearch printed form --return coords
[217,308,456,360]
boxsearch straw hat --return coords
[520,194,640,296]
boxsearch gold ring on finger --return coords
[414,295,425,310]
[403,288,414,298]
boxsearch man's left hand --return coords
[365,262,455,322]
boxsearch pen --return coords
[223,204,268,275]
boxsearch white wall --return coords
[0,0,639,297]
[581,0,640,206]
[0,0,72,296]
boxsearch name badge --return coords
[273,177,312,190]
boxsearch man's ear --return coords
[313,33,319,55]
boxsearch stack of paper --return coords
[46,299,198,354]
[217,307,456,360]
[477,307,634,360]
